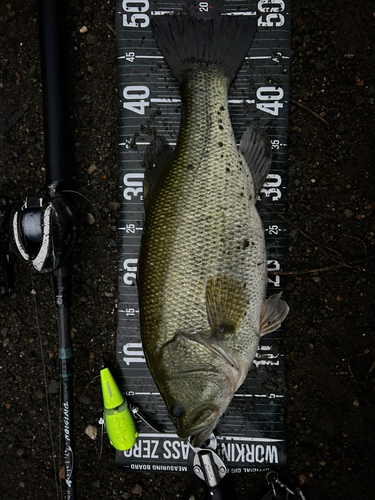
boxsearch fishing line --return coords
[31,269,62,500]
[61,189,102,221]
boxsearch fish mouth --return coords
[190,423,217,448]
[176,405,220,442]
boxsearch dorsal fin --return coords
[239,126,272,196]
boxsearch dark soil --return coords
[1,1,374,499]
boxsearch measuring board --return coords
[115,0,291,473]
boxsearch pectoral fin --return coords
[206,276,247,339]
[259,293,290,336]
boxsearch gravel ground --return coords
[1,1,374,499]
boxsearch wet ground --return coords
[1,1,374,499]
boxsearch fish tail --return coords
[152,14,257,83]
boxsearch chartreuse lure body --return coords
[100,368,138,451]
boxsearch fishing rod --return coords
[3,1,77,498]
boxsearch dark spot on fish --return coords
[220,106,225,111]
[239,161,243,165]
[170,404,186,418]
[242,239,250,249]
[187,164,194,170]
[249,195,252,200]
[218,119,222,123]
[226,167,230,172]
[219,125,223,130]
[218,142,223,147]
[243,283,247,288]
[221,154,224,158]
[251,241,255,246]
[240,192,244,197]
[257,262,263,266]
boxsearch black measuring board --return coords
[115,0,291,473]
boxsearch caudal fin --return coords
[152,14,257,83]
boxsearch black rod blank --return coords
[55,265,76,500]
[38,0,70,189]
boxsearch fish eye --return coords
[170,403,185,418]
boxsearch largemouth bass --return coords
[138,14,289,446]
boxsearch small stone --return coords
[79,395,91,405]
[80,26,88,33]
[85,425,97,440]
[87,164,97,175]
[344,209,354,218]
[19,482,25,488]
[353,400,360,407]
[298,474,307,486]
[87,213,95,225]
[35,390,45,400]
[48,379,60,395]
[356,76,364,86]
[131,483,143,495]
[59,466,65,480]
[86,34,96,45]
[108,201,121,211]
[87,66,94,74]
[93,480,100,488]
[16,448,25,456]
[312,276,320,282]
